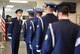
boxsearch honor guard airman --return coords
[32,2,58,54]
[31,8,44,54]
[23,9,34,54]
[24,8,44,54]
[41,2,80,54]
[7,9,23,54]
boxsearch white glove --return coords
[8,36,12,39]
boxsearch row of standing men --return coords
[7,2,80,54]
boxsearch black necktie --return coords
[19,19,22,25]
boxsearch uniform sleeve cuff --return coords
[36,49,41,52]
[7,33,11,36]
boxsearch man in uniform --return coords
[41,2,80,54]
[23,9,34,54]
[32,2,58,54]
[23,9,34,40]
[7,9,23,54]
[31,8,44,54]
[24,8,44,54]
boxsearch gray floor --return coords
[0,42,2,54]
[0,41,27,54]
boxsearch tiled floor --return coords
[0,41,27,54]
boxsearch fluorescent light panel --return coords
[6,5,14,8]
[10,0,28,3]
[5,8,11,11]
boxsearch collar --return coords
[60,19,70,22]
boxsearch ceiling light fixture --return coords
[5,8,11,11]
[6,5,14,8]
[9,0,28,3]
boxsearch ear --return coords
[57,12,62,20]
[45,7,48,10]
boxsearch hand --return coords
[8,36,12,39]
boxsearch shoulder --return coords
[29,18,34,21]
[49,21,58,28]
[52,21,59,26]
[41,15,47,20]
[12,17,16,21]
[42,14,58,21]
[70,22,80,29]
[40,15,48,23]
[11,18,17,24]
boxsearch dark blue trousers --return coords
[11,39,20,54]
[26,44,32,54]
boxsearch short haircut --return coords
[58,6,70,16]
[29,13,34,17]
[15,9,23,13]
